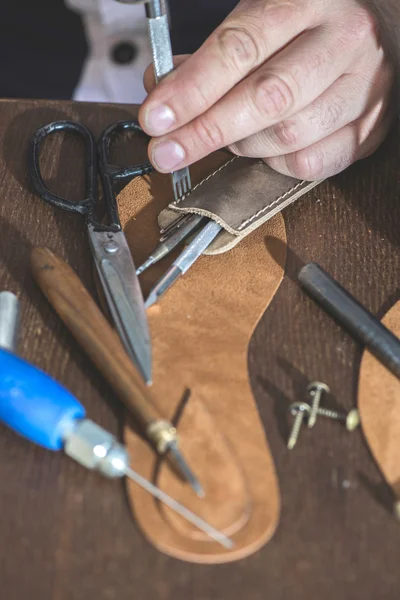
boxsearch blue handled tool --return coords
[0,348,85,451]
[0,344,232,548]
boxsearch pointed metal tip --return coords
[193,482,206,499]
[136,257,154,276]
[130,352,152,386]
[144,291,157,309]
[169,443,204,498]
[142,373,152,386]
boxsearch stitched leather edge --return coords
[237,180,306,231]
[171,156,239,206]
[168,155,314,235]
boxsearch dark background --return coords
[0,0,238,100]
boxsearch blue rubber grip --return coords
[0,348,85,450]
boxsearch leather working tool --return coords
[144,218,222,308]
[115,0,192,201]
[28,120,152,384]
[27,118,216,485]
[299,262,400,380]
[139,155,323,305]
[0,292,20,354]
[0,299,231,548]
[31,246,203,497]
[136,214,206,275]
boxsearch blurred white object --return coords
[66,0,151,103]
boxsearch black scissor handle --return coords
[98,120,154,229]
[28,120,97,216]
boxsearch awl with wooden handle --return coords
[31,246,203,497]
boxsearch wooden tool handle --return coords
[299,262,400,380]
[31,246,161,428]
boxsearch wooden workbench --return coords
[0,99,399,599]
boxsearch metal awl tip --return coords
[136,256,155,276]
[124,465,233,549]
[169,442,205,498]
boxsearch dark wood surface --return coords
[0,98,399,599]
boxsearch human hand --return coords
[139,0,395,181]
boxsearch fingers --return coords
[264,98,394,180]
[228,56,392,158]
[143,55,191,94]
[139,0,311,136]
[148,25,364,172]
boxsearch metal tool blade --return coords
[168,442,205,498]
[146,0,192,200]
[145,220,222,308]
[137,214,205,275]
[88,226,152,384]
[171,168,192,202]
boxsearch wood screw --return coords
[307,381,330,429]
[288,401,360,450]
[316,407,360,431]
[288,402,311,450]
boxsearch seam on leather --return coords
[237,179,305,231]
[171,155,239,205]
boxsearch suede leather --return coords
[116,153,286,563]
[358,300,400,504]
[159,156,322,255]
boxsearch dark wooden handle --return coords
[299,262,400,380]
[31,246,161,428]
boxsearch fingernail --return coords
[146,104,175,135]
[152,141,186,171]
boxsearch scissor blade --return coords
[88,227,152,384]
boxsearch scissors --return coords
[28,119,153,384]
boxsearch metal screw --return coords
[288,402,311,450]
[316,407,360,431]
[307,381,330,429]
[104,241,119,254]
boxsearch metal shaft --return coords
[64,419,232,548]
[136,214,205,275]
[0,292,20,353]
[308,394,321,428]
[287,411,305,450]
[145,220,221,308]
[307,382,330,429]
[169,442,205,498]
[125,466,233,548]
[316,407,360,431]
[317,408,343,420]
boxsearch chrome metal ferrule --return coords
[0,292,20,354]
[146,419,178,454]
[63,419,130,479]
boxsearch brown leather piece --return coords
[159,156,322,254]
[358,300,400,502]
[116,153,287,563]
